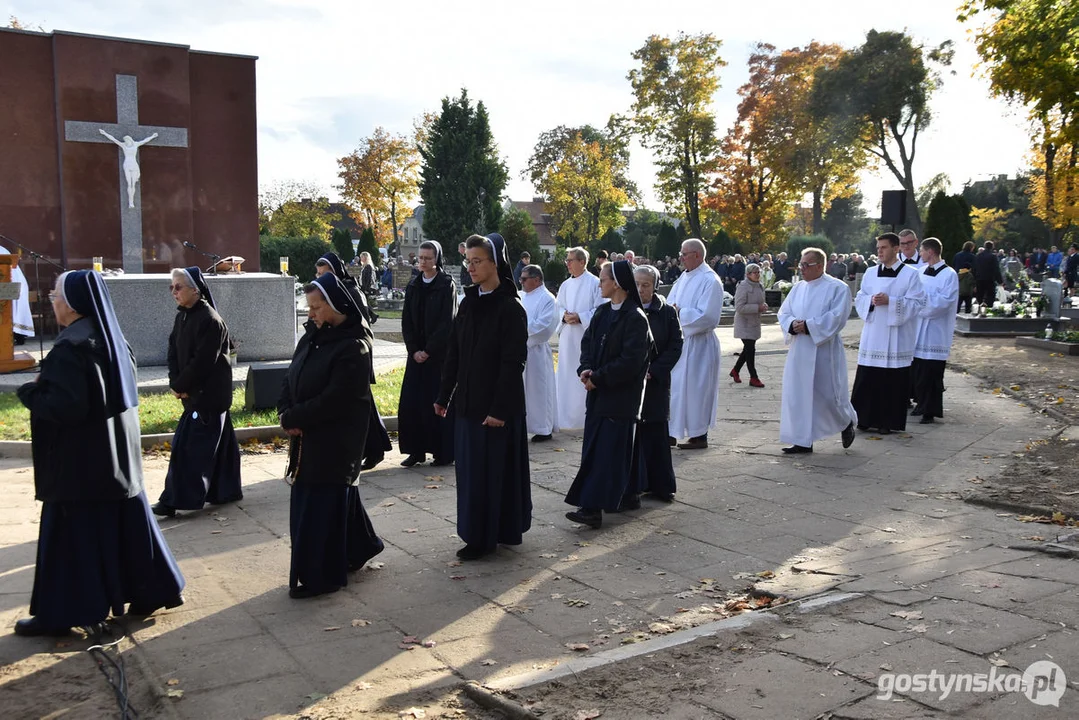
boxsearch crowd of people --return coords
[7,223,1052,634]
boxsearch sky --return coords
[7,0,1033,218]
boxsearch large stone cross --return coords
[64,74,189,272]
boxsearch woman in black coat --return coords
[15,270,184,636]
[399,240,457,467]
[279,273,384,599]
[564,260,653,529]
[626,265,683,504]
[435,233,531,561]
[316,252,392,470]
[153,266,242,517]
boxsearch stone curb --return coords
[0,416,400,459]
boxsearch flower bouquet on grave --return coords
[774,281,793,300]
[1035,294,1049,317]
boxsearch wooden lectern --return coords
[0,255,37,372]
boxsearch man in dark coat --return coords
[564,260,653,529]
[153,267,242,517]
[773,253,793,282]
[399,241,457,466]
[436,233,531,561]
[953,241,978,313]
[974,241,1004,306]
[1065,244,1079,296]
[513,252,531,288]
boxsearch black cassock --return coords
[851,365,911,431]
[280,316,383,594]
[399,271,456,461]
[565,302,652,512]
[159,299,242,510]
[18,319,184,627]
[628,295,683,498]
[437,279,531,551]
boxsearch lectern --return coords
[0,255,38,373]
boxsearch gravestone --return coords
[393,265,415,290]
[1042,279,1063,318]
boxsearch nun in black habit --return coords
[565,260,653,529]
[153,266,242,516]
[315,252,393,469]
[280,273,384,599]
[399,240,457,467]
[15,270,185,636]
[626,264,683,504]
[435,233,531,561]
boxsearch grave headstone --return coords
[1042,278,1063,318]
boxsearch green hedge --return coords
[259,235,333,282]
[787,234,834,260]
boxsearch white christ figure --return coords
[99,129,159,208]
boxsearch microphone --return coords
[183,241,197,249]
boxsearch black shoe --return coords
[13,334,25,346]
[361,454,384,470]
[456,544,492,561]
[668,437,677,447]
[289,585,339,599]
[429,457,453,467]
[919,416,935,424]
[618,494,641,511]
[910,407,924,416]
[127,595,185,617]
[566,509,602,529]
[782,445,813,454]
[14,617,71,637]
[877,427,892,435]
[856,424,870,431]
[645,492,675,503]
[150,502,176,518]
[400,454,425,467]
[531,434,553,443]
[677,435,708,450]
[841,422,855,449]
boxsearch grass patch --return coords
[375,308,402,320]
[0,366,405,442]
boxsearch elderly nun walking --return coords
[279,273,384,598]
[435,233,531,561]
[399,240,457,467]
[153,267,242,517]
[16,270,184,635]
[565,260,653,529]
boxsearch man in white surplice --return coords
[778,248,857,454]
[0,246,35,344]
[520,265,559,441]
[850,232,926,434]
[555,247,604,430]
[667,239,724,449]
[911,237,959,424]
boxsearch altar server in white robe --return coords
[898,229,928,269]
[910,237,958,424]
[667,239,725,449]
[850,232,926,434]
[778,248,857,454]
[0,246,35,343]
[555,247,604,430]
[521,265,559,441]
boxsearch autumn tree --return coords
[960,0,1079,240]
[498,207,541,263]
[821,192,872,251]
[258,180,339,238]
[813,30,954,234]
[619,32,725,239]
[418,89,507,245]
[337,126,419,247]
[970,207,1010,245]
[538,132,629,246]
[526,124,639,204]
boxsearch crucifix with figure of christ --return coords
[64,74,189,273]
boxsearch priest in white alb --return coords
[0,246,35,345]
[850,232,926,434]
[667,239,725,449]
[910,237,958,425]
[520,264,559,442]
[777,248,857,454]
[555,247,604,431]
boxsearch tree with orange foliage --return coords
[337,127,420,246]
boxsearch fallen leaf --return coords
[356,681,373,690]
[565,598,591,608]
[366,561,385,570]
[575,541,591,547]
[550,593,564,600]
[890,610,924,621]
[778,633,794,640]
[424,485,441,489]
[566,642,590,652]
[166,678,180,686]
[1023,536,1046,542]
[323,626,340,632]
[403,528,419,533]
[351,619,371,627]
[908,624,929,633]
[989,657,1009,667]
[756,570,775,578]
[398,643,417,650]
[399,709,427,719]
[422,640,437,648]
[425,476,444,482]
[649,622,676,634]
[167,689,185,700]
[882,527,898,533]
[402,635,419,644]
[539,553,559,559]
[574,709,602,720]
[480,659,497,666]
[450,575,466,580]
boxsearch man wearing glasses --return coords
[555,247,604,430]
[666,239,725,449]
[898,229,927,269]
[777,249,858,454]
[850,232,927,434]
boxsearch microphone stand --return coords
[0,234,67,361]
[184,242,222,275]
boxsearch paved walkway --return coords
[0,321,1076,718]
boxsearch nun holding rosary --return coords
[564,260,654,529]
[152,266,243,517]
[315,252,393,470]
[435,233,531,561]
[15,270,185,636]
[279,272,384,599]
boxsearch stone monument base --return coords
[104,272,295,366]
[954,314,1061,338]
